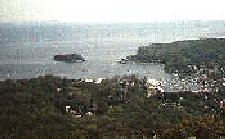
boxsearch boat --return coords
[117,58,134,64]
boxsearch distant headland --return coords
[124,38,225,73]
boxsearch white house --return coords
[57,87,62,92]
[74,114,82,118]
[65,105,71,113]
[146,79,161,97]
[94,78,104,84]
[86,111,93,116]
[85,78,94,83]
[70,110,76,115]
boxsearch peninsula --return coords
[125,38,225,73]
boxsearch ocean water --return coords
[0,21,224,79]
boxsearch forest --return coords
[1,74,225,138]
[127,38,225,74]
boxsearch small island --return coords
[53,53,85,63]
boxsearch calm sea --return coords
[0,21,224,79]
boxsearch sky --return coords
[0,0,225,23]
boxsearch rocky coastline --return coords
[124,38,225,73]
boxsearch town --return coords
[1,62,225,138]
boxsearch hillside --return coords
[126,38,225,73]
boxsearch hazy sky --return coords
[0,0,225,23]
